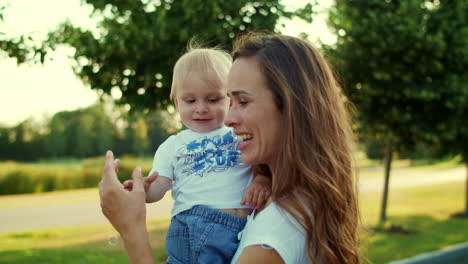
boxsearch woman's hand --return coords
[99,150,156,264]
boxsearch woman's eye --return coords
[239,100,248,106]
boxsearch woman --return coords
[100,33,360,263]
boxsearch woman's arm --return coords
[236,245,284,264]
[99,150,156,264]
[120,224,155,264]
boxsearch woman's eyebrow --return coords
[227,90,249,97]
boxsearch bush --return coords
[0,156,153,195]
[0,171,36,195]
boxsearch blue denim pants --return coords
[165,205,247,264]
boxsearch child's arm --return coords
[241,174,272,209]
[145,176,172,203]
[123,171,172,203]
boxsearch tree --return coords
[429,0,468,215]
[122,113,150,156]
[146,109,176,153]
[90,104,116,155]
[0,4,48,64]
[46,0,313,111]
[45,113,68,158]
[0,126,10,160]
[74,114,94,158]
[328,0,468,221]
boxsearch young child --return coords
[124,44,271,263]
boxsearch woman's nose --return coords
[224,109,238,127]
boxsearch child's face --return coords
[175,72,229,133]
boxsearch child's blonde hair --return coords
[170,41,232,100]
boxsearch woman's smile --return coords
[225,57,282,166]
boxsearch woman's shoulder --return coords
[236,202,310,264]
[251,202,305,235]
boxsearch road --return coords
[0,167,465,234]
[0,189,174,233]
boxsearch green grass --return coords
[0,181,467,263]
[0,219,170,264]
[361,182,467,263]
[0,156,466,263]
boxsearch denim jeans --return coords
[165,205,247,264]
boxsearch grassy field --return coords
[362,182,467,263]
[0,155,466,263]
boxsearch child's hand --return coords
[241,175,272,209]
[123,171,159,193]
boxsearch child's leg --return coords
[186,205,247,264]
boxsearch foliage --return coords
[0,101,174,161]
[362,136,454,161]
[328,0,468,218]
[0,4,48,64]
[45,0,314,111]
[328,0,468,159]
[0,119,46,161]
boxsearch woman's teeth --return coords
[238,134,253,141]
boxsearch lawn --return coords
[362,182,467,263]
[0,181,466,263]
[0,155,466,263]
[0,219,169,264]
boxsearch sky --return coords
[0,0,334,127]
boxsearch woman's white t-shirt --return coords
[231,202,312,264]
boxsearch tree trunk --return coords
[379,139,393,223]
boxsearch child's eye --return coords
[208,97,219,103]
[185,99,195,103]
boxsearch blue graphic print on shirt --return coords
[177,130,241,177]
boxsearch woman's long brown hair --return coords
[233,33,360,263]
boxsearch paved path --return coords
[358,167,465,192]
[0,189,174,233]
[0,167,465,234]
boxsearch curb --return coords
[388,242,468,264]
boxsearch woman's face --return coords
[224,56,282,166]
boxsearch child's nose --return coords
[195,103,208,113]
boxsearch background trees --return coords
[328,0,468,220]
[1,0,313,161]
[0,102,173,161]
[45,0,313,111]
[3,0,467,215]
